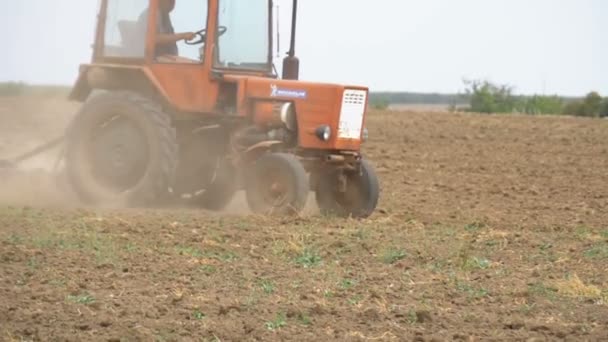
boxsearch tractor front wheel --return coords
[245,153,309,216]
[315,159,379,218]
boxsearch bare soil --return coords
[1,96,607,341]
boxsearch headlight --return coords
[280,103,297,131]
[315,125,332,141]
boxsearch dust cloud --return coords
[0,94,319,214]
[0,95,77,208]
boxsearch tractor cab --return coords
[77,1,292,112]
[65,0,379,218]
[100,0,273,72]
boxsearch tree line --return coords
[370,79,608,118]
[3,81,606,117]
[461,79,607,117]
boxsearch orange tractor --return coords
[6,0,380,217]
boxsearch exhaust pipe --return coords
[282,0,299,80]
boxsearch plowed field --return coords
[1,96,607,341]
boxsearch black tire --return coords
[245,153,309,216]
[194,160,238,211]
[315,159,380,218]
[65,91,178,206]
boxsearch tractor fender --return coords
[68,64,171,106]
[240,141,284,164]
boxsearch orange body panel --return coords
[148,64,218,113]
[224,75,368,151]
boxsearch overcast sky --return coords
[1,0,606,96]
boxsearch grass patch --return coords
[124,243,139,253]
[19,218,121,265]
[531,242,558,263]
[199,265,217,275]
[462,256,491,271]
[381,248,406,264]
[212,251,238,262]
[539,243,553,251]
[271,240,288,256]
[464,222,486,233]
[584,244,608,260]
[6,234,24,245]
[348,295,363,306]
[575,226,592,240]
[27,257,40,270]
[455,280,489,299]
[176,246,204,258]
[427,260,450,273]
[407,309,422,325]
[176,246,238,262]
[155,331,180,342]
[260,279,275,295]
[294,248,322,268]
[528,282,558,299]
[193,310,206,321]
[432,224,457,238]
[554,274,604,301]
[67,293,95,305]
[265,313,287,331]
[339,278,357,290]
[485,240,500,248]
[353,227,370,240]
[297,313,312,326]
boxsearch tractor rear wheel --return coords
[65,91,178,206]
[245,153,309,216]
[315,159,379,218]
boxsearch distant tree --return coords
[370,97,390,110]
[580,92,603,117]
[562,101,584,116]
[464,79,517,114]
[519,95,563,115]
[601,98,608,118]
[561,92,603,117]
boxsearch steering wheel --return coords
[185,26,228,45]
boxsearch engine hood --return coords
[223,75,369,151]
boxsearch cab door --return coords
[146,0,219,113]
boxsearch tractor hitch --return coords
[0,136,65,174]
